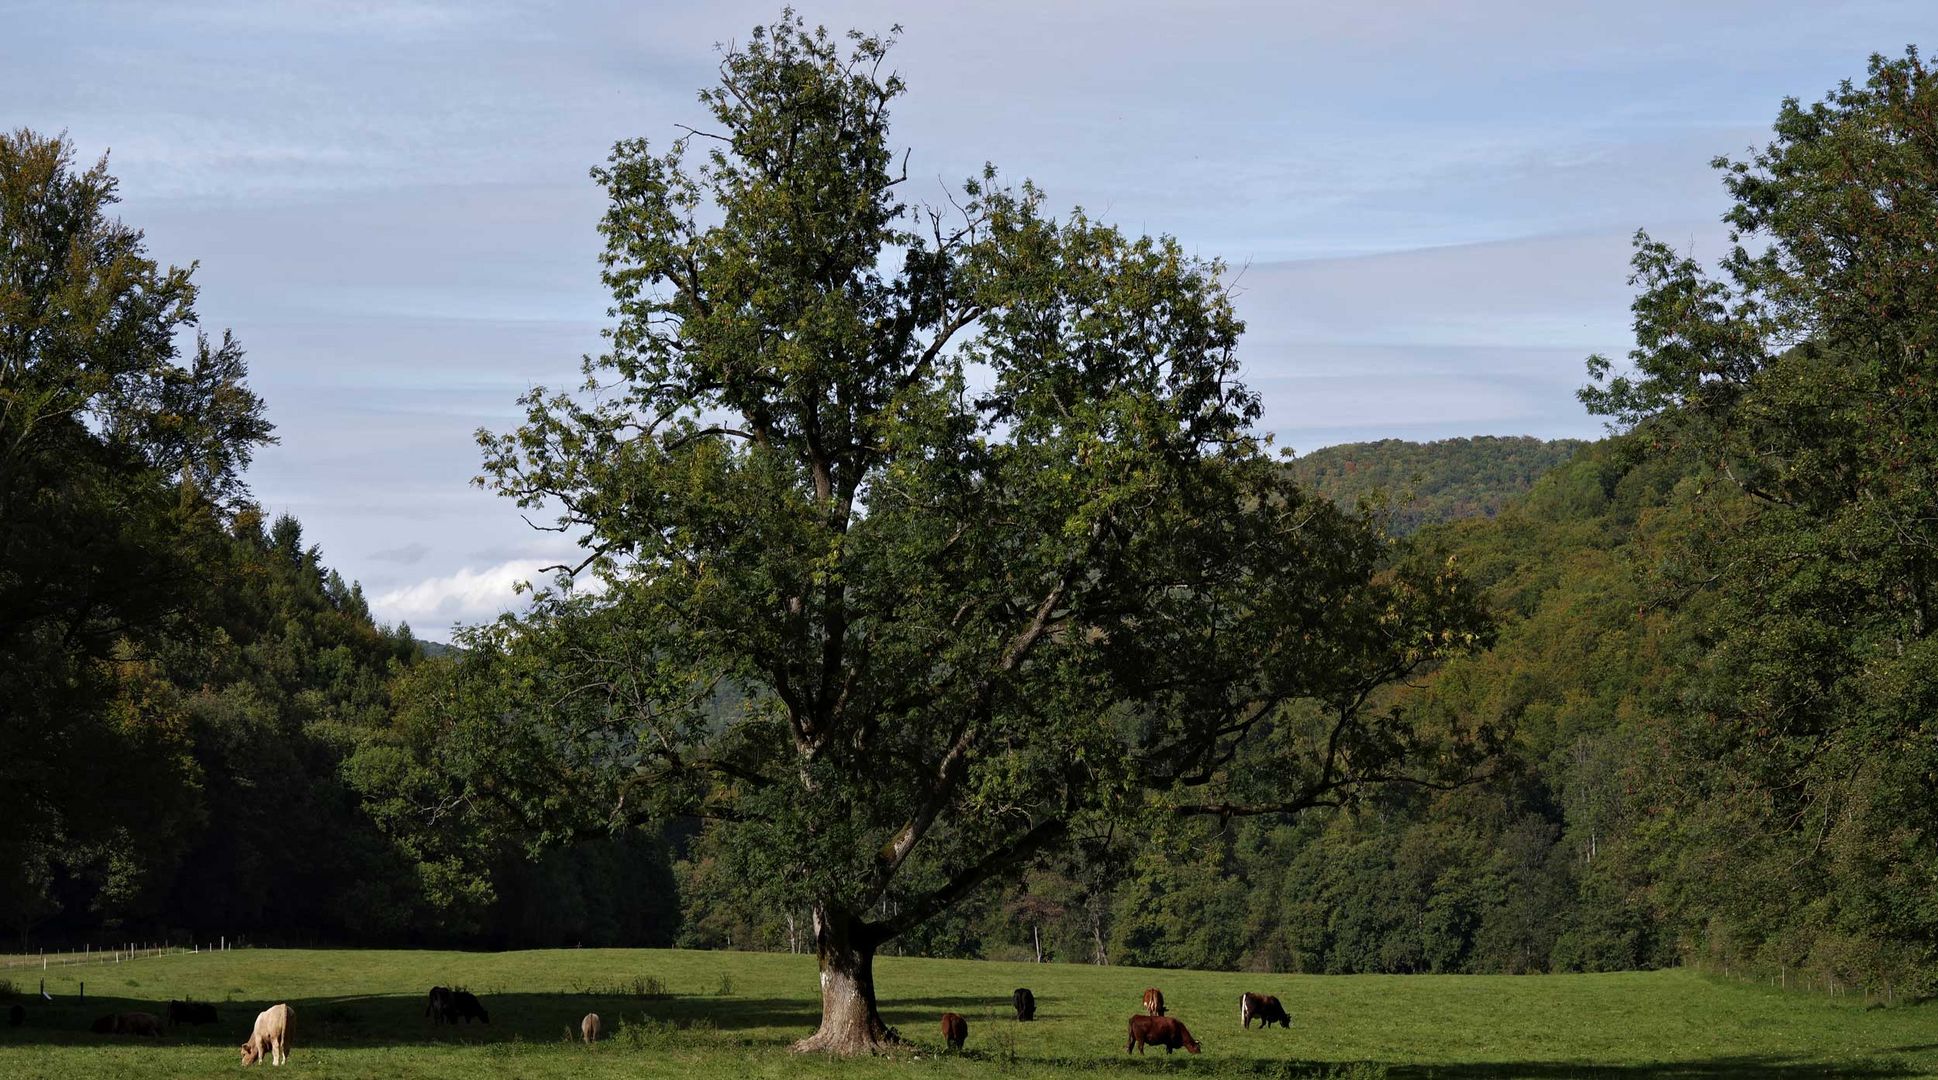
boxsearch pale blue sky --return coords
[4,1,1929,637]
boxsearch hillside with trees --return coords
[7,19,1936,1031]
[1286,436,1587,534]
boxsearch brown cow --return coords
[1127,1014,1199,1055]
[240,1003,293,1066]
[1240,991,1290,1029]
[115,1012,163,1038]
[1140,987,1166,1016]
[581,1012,601,1043]
[940,1011,968,1051]
[90,1011,160,1036]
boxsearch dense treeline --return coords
[670,440,1691,976]
[1286,436,1586,534]
[0,130,678,951]
[10,41,1937,1011]
[670,50,1938,1000]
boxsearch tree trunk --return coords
[790,902,895,1054]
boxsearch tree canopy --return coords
[1580,47,1938,996]
[428,13,1490,1052]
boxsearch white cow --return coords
[240,1003,293,1066]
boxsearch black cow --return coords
[167,999,219,1027]
[425,985,455,1025]
[1011,987,1036,1022]
[8,1003,24,1027]
[451,989,490,1024]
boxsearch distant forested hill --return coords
[1286,436,1587,534]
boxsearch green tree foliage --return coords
[398,13,1487,1052]
[1581,47,1938,997]
[0,131,677,951]
[0,128,271,940]
[1287,436,1587,535]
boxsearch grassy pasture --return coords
[0,948,1933,1078]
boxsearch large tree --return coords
[0,129,274,936]
[467,15,1489,1052]
[1583,48,1938,992]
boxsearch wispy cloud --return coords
[369,541,431,566]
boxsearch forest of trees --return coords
[1286,436,1586,535]
[4,29,1935,1021]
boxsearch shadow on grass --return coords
[3,994,1933,1078]
[0,991,1026,1050]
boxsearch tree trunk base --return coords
[788,1025,904,1056]
[793,903,898,1056]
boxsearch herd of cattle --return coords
[938,984,1292,1055]
[41,979,1295,1062]
[60,999,295,1065]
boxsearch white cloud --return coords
[371,559,548,636]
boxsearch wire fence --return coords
[1,938,238,970]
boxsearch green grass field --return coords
[1,948,1933,1078]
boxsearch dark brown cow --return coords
[90,1013,117,1034]
[114,1011,163,1038]
[1240,991,1290,1029]
[425,986,455,1024]
[940,1011,968,1051]
[1012,987,1036,1021]
[1126,1014,1199,1055]
[1140,987,1166,1016]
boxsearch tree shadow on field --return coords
[0,990,1028,1051]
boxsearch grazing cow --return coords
[1141,987,1166,1016]
[1126,1014,1200,1055]
[451,989,490,1024]
[240,1003,293,1066]
[90,1013,118,1034]
[1240,991,1290,1029]
[8,1003,22,1027]
[167,999,219,1026]
[114,1011,163,1038]
[940,1011,968,1052]
[425,985,456,1024]
[1012,987,1036,1022]
[581,1012,601,1043]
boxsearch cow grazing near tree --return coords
[1240,992,1289,1029]
[240,1003,293,1066]
[1141,988,1166,1016]
[167,1000,218,1027]
[451,989,490,1024]
[581,1012,601,1043]
[1012,987,1036,1021]
[1127,1014,1199,1055]
[940,1012,967,1051]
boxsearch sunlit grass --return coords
[1,948,1933,1078]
